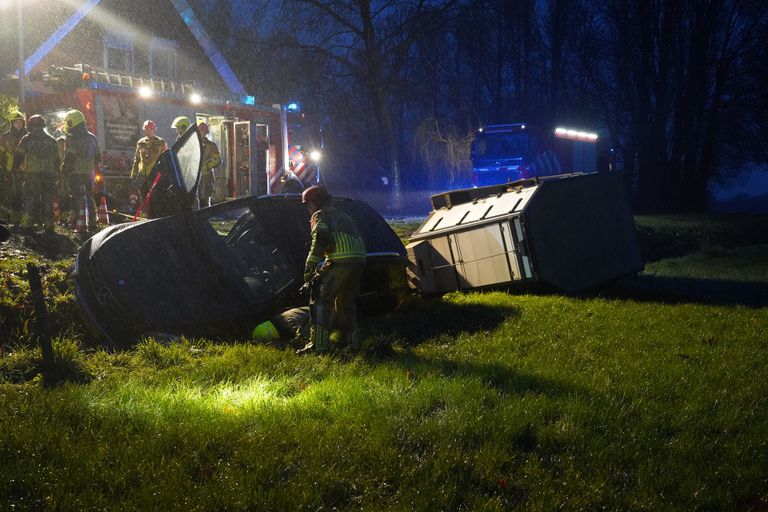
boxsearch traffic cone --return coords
[52,197,61,224]
[97,196,110,226]
[74,200,87,233]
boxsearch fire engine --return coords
[24,64,319,208]
[470,123,603,187]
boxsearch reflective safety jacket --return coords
[62,124,100,176]
[201,138,222,177]
[305,205,366,275]
[131,135,167,178]
[12,128,60,175]
[0,127,27,173]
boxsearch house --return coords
[0,0,245,101]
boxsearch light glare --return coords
[554,127,598,141]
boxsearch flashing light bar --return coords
[479,124,528,134]
[241,95,256,106]
[138,86,153,98]
[189,93,202,104]
[554,127,598,142]
[286,102,300,111]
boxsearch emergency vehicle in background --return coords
[470,123,603,187]
[24,64,319,207]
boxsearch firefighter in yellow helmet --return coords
[252,307,311,346]
[61,109,100,231]
[130,120,167,201]
[171,116,191,141]
[296,186,367,355]
[12,115,60,231]
[0,110,28,223]
[197,122,222,208]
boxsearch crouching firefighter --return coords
[297,186,366,355]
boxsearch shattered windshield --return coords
[174,127,202,194]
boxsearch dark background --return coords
[3,0,767,214]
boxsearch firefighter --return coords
[171,116,191,141]
[297,186,367,354]
[12,115,60,232]
[130,120,167,200]
[0,111,28,223]
[252,307,311,346]
[197,122,222,208]
[61,109,100,230]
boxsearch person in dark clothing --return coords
[297,186,367,354]
[61,109,100,230]
[251,307,311,347]
[12,115,60,231]
[0,111,27,223]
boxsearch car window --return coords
[201,206,251,237]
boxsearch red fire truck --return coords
[24,65,319,207]
[470,123,603,187]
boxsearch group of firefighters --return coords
[0,109,100,232]
[0,109,222,232]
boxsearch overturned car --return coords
[72,127,408,348]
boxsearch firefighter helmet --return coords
[63,109,86,134]
[172,116,191,132]
[198,122,209,135]
[7,110,25,123]
[251,320,280,341]
[27,115,46,130]
[142,119,157,131]
[301,185,331,207]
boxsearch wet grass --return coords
[1,291,767,510]
[644,244,768,281]
[1,214,767,510]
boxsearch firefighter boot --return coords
[296,325,331,355]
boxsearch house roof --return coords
[13,0,245,95]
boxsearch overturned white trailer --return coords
[406,172,643,294]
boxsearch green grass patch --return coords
[0,256,83,351]
[1,214,767,510]
[1,293,767,510]
[645,244,768,281]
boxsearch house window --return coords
[103,33,133,73]
[150,38,178,79]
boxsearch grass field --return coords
[1,215,767,510]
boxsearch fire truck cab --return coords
[470,123,601,187]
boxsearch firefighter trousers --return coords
[22,173,55,228]
[310,261,365,351]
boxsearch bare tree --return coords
[261,0,461,203]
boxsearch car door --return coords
[146,124,203,218]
